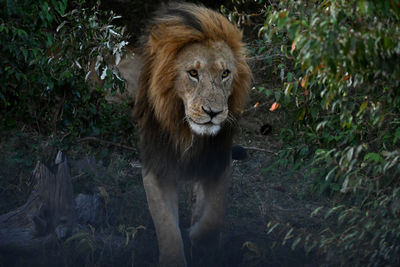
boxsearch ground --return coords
[0,81,331,266]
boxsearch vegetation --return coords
[0,0,134,143]
[227,0,400,265]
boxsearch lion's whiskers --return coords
[226,113,237,126]
[183,115,189,123]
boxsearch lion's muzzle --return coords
[186,104,228,136]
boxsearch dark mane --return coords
[162,5,203,33]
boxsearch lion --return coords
[133,3,251,266]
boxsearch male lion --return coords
[134,3,251,266]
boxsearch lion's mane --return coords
[134,3,251,180]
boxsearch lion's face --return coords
[174,41,236,136]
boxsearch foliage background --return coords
[226,0,400,265]
[1,0,135,144]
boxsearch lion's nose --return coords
[202,106,223,119]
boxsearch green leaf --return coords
[358,0,368,14]
[311,206,324,217]
[325,205,345,219]
[394,128,400,144]
[264,89,272,96]
[364,153,384,164]
[287,72,294,82]
[22,48,28,61]
[274,91,281,102]
[325,166,337,181]
[359,101,367,112]
[346,147,354,162]
[267,222,280,234]
[291,237,302,251]
[298,108,306,121]
[282,228,294,245]
[284,82,293,95]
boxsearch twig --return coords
[242,146,279,156]
[248,54,281,61]
[242,102,267,114]
[71,173,87,181]
[78,136,136,151]
[60,132,71,142]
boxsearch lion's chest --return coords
[140,127,232,180]
[178,139,232,180]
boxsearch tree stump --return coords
[0,152,77,253]
[0,152,141,266]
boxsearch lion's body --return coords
[87,46,141,105]
[133,3,251,266]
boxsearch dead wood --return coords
[0,152,77,252]
[0,152,140,267]
[78,136,137,151]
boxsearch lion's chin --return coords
[188,121,221,136]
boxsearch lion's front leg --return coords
[189,165,230,244]
[143,171,186,267]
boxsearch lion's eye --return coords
[222,69,230,79]
[188,69,199,79]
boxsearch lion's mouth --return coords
[198,121,214,126]
[187,118,221,136]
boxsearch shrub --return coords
[255,0,400,265]
[225,0,400,265]
[0,0,133,142]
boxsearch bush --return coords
[255,0,400,265]
[225,0,400,265]
[0,0,134,142]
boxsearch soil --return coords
[0,66,331,267]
